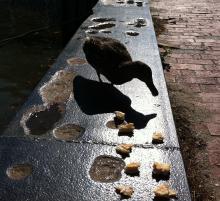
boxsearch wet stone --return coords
[91,17,116,23]
[53,124,84,141]
[20,104,64,136]
[6,164,32,180]
[85,30,99,34]
[39,70,75,105]
[89,155,125,182]
[126,30,139,36]
[99,29,112,34]
[127,0,134,4]
[67,57,87,66]
[136,1,143,7]
[89,22,116,30]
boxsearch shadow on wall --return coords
[73,76,157,129]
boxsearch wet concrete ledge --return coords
[1,0,191,200]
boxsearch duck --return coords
[83,36,159,96]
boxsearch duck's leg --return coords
[97,71,103,82]
[119,61,159,96]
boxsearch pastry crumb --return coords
[154,184,177,198]
[115,185,134,197]
[116,144,133,155]
[125,162,140,174]
[114,111,125,121]
[152,132,164,144]
[153,162,171,175]
[119,123,135,133]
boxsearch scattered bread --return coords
[116,144,133,155]
[152,132,164,143]
[153,162,171,175]
[119,123,135,133]
[125,162,140,174]
[114,111,125,121]
[154,184,177,198]
[115,185,134,197]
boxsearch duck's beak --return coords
[146,81,159,96]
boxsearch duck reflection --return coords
[73,76,156,129]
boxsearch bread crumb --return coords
[119,123,135,133]
[154,184,177,198]
[152,132,164,143]
[116,144,133,155]
[125,162,140,174]
[114,111,125,121]
[115,185,134,197]
[153,162,171,175]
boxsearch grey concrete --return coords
[1,0,191,200]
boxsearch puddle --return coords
[53,124,84,141]
[106,120,127,129]
[126,31,139,36]
[67,57,87,66]
[127,0,134,4]
[89,155,125,182]
[116,0,125,4]
[20,104,64,135]
[128,18,147,28]
[85,30,98,34]
[6,163,32,180]
[39,70,75,105]
[99,29,112,34]
[136,1,143,7]
[89,22,116,30]
[91,17,116,23]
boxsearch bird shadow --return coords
[73,76,156,129]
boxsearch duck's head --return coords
[134,61,159,96]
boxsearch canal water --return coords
[0,0,98,133]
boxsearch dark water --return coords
[0,0,98,133]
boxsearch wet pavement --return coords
[1,0,191,200]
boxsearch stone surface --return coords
[0,0,191,200]
[0,137,190,201]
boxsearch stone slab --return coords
[0,137,190,201]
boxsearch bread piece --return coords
[152,132,164,143]
[153,162,171,175]
[116,144,133,155]
[154,184,177,198]
[125,162,140,174]
[115,185,134,197]
[114,111,125,121]
[119,123,135,133]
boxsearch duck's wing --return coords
[83,37,132,71]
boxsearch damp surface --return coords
[126,31,139,36]
[91,17,116,23]
[85,30,99,34]
[39,70,75,105]
[6,163,32,180]
[67,57,87,66]
[20,104,64,135]
[89,155,125,182]
[89,22,116,30]
[53,124,84,141]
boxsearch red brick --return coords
[199,93,220,103]
[195,71,220,78]
[207,123,220,136]
[177,58,213,65]
[173,63,204,70]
